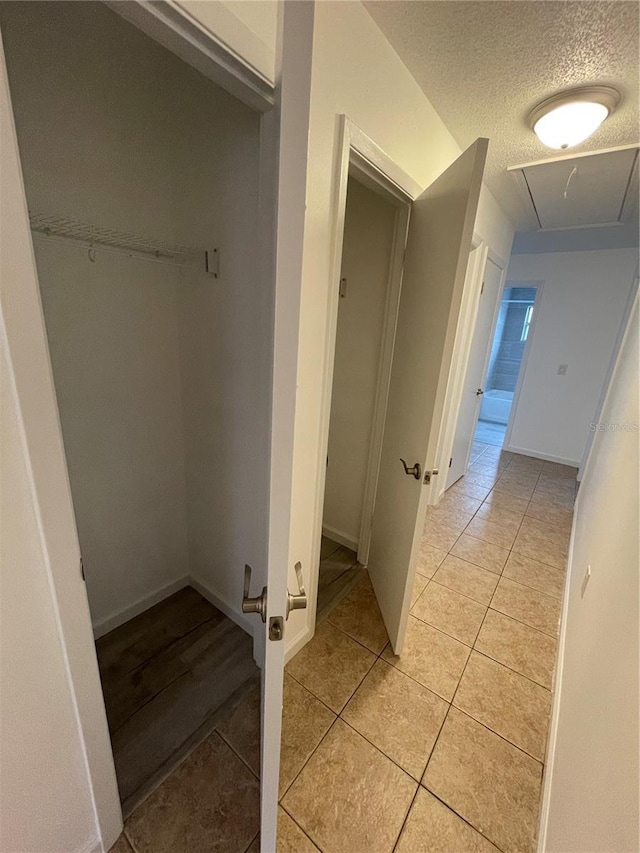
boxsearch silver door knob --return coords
[286,561,308,618]
[476,388,484,396]
[400,458,422,480]
[242,564,267,622]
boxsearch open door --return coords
[448,254,504,487]
[368,139,488,654]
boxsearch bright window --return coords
[521,305,533,341]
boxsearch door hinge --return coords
[480,280,485,294]
[339,277,347,298]
[449,457,453,468]
[80,556,85,581]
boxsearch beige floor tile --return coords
[280,674,335,796]
[503,551,566,599]
[491,578,561,637]
[282,719,416,853]
[438,492,483,517]
[109,835,134,853]
[217,684,260,775]
[492,478,535,499]
[541,461,578,479]
[421,516,461,552]
[415,540,447,578]
[286,621,376,712]
[531,485,575,511]
[475,609,557,689]
[432,555,499,605]
[382,615,470,701]
[464,514,519,550]
[277,808,320,852]
[412,581,486,646]
[125,732,259,853]
[513,517,568,570]
[448,479,491,501]
[410,572,430,607]
[464,470,500,489]
[475,501,524,525]
[525,500,573,532]
[453,652,552,760]
[342,659,448,780]
[483,489,531,515]
[451,533,509,574]
[395,787,500,853]
[423,708,543,853]
[326,574,389,653]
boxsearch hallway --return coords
[109,451,575,853]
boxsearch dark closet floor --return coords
[96,586,259,816]
[316,536,364,621]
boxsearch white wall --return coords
[172,57,266,623]
[505,248,638,466]
[541,295,639,853]
[0,342,99,853]
[282,0,515,650]
[2,2,191,630]
[2,2,266,633]
[323,178,396,547]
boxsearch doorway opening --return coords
[316,169,407,622]
[1,0,270,831]
[474,285,539,448]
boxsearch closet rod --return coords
[30,230,195,268]
[28,212,218,276]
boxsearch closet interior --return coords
[1,1,272,814]
[318,174,398,619]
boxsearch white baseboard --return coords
[502,444,579,468]
[322,524,358,552]
[189,576,254,637]
[536,518,576,852]
[93,576,190,639]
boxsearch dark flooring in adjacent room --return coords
[316,537,364,621]
[96,585,259,816]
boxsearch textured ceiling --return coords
[364,1,640,232]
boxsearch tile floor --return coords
[474,419,507,447]
[111,450,576,853]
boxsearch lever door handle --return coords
[242,563,267,622]
[400,458,422,480]
[476,388,484,396]
[286,561,307,618]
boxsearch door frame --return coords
[503,280,545,450]
[321,155,412,565]
[307,117,420,628]
[447,249,508,485]
[0,3,283,850]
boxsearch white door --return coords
[447,255,504,487]
[368,139,488,653]
[256,3,314,849]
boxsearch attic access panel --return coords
[509,146,639,230]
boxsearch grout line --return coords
[279,802,324,852]
[216,728,260,781]
[422,789,511,853]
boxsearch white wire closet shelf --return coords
[29,212,219,276]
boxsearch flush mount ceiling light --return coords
[529,86,621,150]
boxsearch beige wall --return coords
[541,295,639,852]
[323,177,397,547]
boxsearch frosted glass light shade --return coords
[533,101,609,149]
[528,87,620,150]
